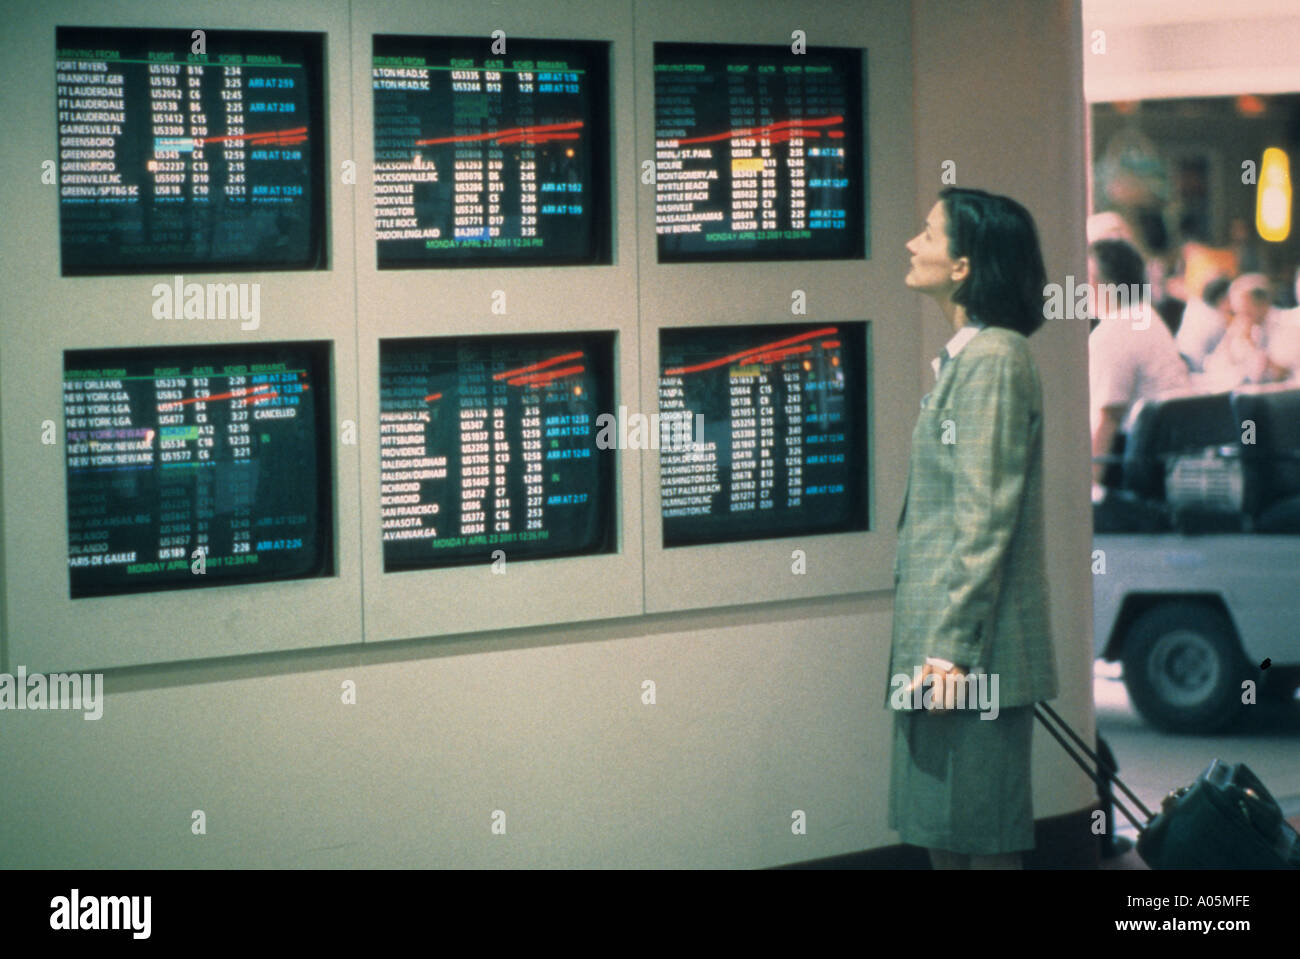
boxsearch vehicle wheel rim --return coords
[1147,630,1220,708]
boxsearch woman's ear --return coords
[951,256,971,284]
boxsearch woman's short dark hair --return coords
[938,187,1048,337]
[1088,238,1147,291]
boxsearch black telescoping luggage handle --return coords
[1034,701,1155,833]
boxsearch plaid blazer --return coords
[887,325,1059,709]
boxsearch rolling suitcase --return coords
[1033,702,1300,869]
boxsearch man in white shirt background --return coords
[1088,239,1191,491]
[1174,275,1232,373]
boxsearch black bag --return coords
[1034,702,1300,870]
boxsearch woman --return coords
[887,188,1060,869]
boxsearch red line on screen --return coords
[415,120,584,147]
[749,344,813,365]
[663,326,839,376]
[158,384,274,409]
[495,132,581,145]
[673,115,843,146]
[494,351,585,381]
[423,392,443,403]
[508,364,585,386]
[194,126,309,146]
[761,130,823,144]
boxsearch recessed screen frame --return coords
[62,340,335,599]
[653,40,866,264]
[658,321,869,547]
[378,330,618,570]
[56,25,329,276]
[371,34,612,270]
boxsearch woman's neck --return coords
[937,297,970,334]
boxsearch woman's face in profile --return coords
[905,200,961,295]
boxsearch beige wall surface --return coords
[0,0,1093,868]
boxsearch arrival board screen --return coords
[372,35,610,268]
[63,342,333,598]
[56,26,326,275]
[654,42,865,262]
[659,322,867,546]
[379,332,616,569]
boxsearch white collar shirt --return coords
[932,321,984,381]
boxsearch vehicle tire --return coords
[1120,603,1252,734]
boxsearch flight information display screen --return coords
[63,342,333,598]
[56,26,326,275]
[659,322,868,546]
[379,332,616,569]
[372,35,610,268]
[654,42,865,262]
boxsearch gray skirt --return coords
[888,705,1035,855]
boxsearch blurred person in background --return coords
[1153,296,1185,338]
[1228,215,1263,274]
[1175,275,1232,373]
[1202,274,1291,388]
[1089,239,1190,491]
[1176,217,1238,304]
[1261,266,1300,382]
[1087,211,1137,247]
[1087,210,1176,304]
[1136,207,1176,303]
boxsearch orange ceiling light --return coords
[1235,94,1266,116]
